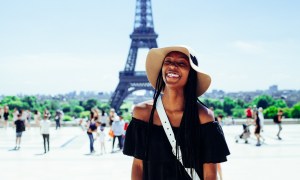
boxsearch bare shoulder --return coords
[132,100,153,122]
[198,103,215,124]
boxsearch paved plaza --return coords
[0,123,299,180]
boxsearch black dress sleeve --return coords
[123,118,148,160]
[200,121,230,163]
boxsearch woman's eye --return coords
[178,62,187,67]
[164,61,171,65]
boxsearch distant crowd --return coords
[0,105,129,155]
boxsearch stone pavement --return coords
[0,124,299,180]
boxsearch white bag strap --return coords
[156,95,200,180]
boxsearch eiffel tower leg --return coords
[110,82,130,112]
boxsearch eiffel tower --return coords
[110,0,158,111]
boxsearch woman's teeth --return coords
[167,73,179,78]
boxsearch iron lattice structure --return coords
[110,0,158,111]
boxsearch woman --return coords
[254,111,262,146]
[34,110,41,127]
[258,107,264,132]
[3,106,10,129]
[40,114,51,153]
[86,110,98,154]
[54,110,61,130]
[123,45,230,180]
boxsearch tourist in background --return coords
[86,111,98,154]
[109,108,118,127]
[40,114,51,153]
[54,110,61,130]
[100,109,108,128]
[26,109,32,129]
[111,114,124,152]
[3,106,10,129]
[13,108,19,122]
[274,109,284,140]
[258,107,265,132]
[13,113,25,150]
[34,110,41,127]
[97,122,106,155]
[0,107,3,127]
[245,106,253,125]
[254,111,262,146]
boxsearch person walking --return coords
[54,110,61,130]
[0,107,3,126]
[111,115,125,152]
[34,110,41,127]
[274,109,284,140]
[100,109,108,128]
[254,111,262,146]
[3,106,10,129]
[109,108,118,127]
[40,114,51,153]
[123,45,230,179]
[13,113,25,150]
[245,106,253,125]
[97,123,106,155]
[258,107,265,132]
[86,111,98,154]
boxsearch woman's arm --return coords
[131,158,143,180]
[203,163,217,180]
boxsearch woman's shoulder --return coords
[197,103,215,125]
[132,100,153,122]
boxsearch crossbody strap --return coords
[156,95,200,180]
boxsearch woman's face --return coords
[162,51,190,89]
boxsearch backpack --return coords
[273,115,279,123]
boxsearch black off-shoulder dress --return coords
[123,118,230,180]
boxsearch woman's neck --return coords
[162,89,185,112]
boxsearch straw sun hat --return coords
[145,45,211,97]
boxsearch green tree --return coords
[62,104,71,113]
[236,99,245,108]
[214,109,226,118]
[232,108,245,118]
[63,115,72,121]
[264,106,278,119]
[83,99,98,111]
[274,99,288,108]
[291,103,300,118]
[80,111,90,118]
[201,98,223,110]
[21,96,38,109]
[282,107,292,118]
[74,105,84,114]
[253,95,275,109]
[223,97,236,115]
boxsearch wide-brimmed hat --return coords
[145,45,211,97]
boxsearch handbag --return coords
[156,95,200,180]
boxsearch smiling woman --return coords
[123,45,230,180]
[162,51,191,89]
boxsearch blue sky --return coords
[0,0,299,95]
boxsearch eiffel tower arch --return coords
[110,0,158,112]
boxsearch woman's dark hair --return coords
[147,56,202,178]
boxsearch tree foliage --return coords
[291,103,300,118]
[1,95,300,120]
